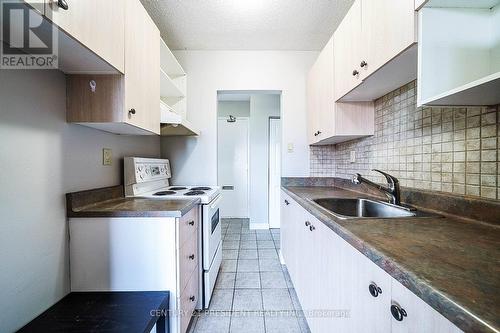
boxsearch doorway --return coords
[217,116,249,218]
[217,91,282,229]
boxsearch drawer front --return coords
[180,267,199,333]
[179,229,198,293]
[179,207,198,247]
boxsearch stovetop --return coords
[140,185,221,204]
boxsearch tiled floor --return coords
[188,218,311,333]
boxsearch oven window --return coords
[211,209,220,234]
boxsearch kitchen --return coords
[0,0,499,333]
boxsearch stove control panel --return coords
[124,157,171,185]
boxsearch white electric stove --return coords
[124,157,222,309]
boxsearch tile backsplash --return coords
[310,81,499,200]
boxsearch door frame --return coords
[216,116,250,218]
[268,116,281,228]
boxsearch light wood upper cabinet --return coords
[361,0,416,79]
[66,0,160,135]
[308,34,374,145]
[45,0,125,73]
[307,36,335,144]
[333,0,417,102]
[124,0,160,135]
[333,0,362,101]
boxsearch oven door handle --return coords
[209,195,222,210]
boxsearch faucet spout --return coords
[351,170,401,206]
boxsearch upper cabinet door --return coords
[45,0,125,73]
[361,0,416,78]
[124,0,160,135]
[333,0,362,101]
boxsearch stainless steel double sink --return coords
[311,198,436,219]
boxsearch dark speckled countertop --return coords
[282,185,500,333]
[66,185,200,218]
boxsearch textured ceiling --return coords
[140,0,355,51]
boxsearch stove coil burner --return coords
[153,191,176,196]
[190,187,211,191]
[184,190,205,196]
[169,187,188,191]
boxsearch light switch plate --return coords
[287,143,294,153]
[103,148,112,166]
[350,150,356,163]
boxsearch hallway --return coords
[188,218,310,333]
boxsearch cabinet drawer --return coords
[179,229,198,294]
[179,267,199,333]
[179,207,198,247]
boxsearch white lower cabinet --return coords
[280,191,462,333]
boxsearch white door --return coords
[217,117,249,218]
[268,118,281,228]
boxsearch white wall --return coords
[0,70,160,332]
[161,51,318,185]
[218,101,250,118]
[249,94,280,227]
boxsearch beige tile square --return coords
[482,150,497,162]
[481,187,497,199]
[480,175,497,187]
[466,185,480,196]
[466,174,480,185]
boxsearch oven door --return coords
[202,194,222,271]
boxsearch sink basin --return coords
[312,198,418,219]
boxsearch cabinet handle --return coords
[56,0,69,10]
[309,225,315,231]
[360,60,368,68]
[188,220,195,226]
[369,283,382,297]
[189,296,196,302]
[391,304,407,321]
[305,221,311,227]
[314,130,322,137]
[128,108,136,116]
[189,254,195,260]
[284,200,290,205]
[352,70,359,76]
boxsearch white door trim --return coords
[268,117,281,228]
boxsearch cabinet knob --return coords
[352,70,359,76]
[56,0,69,10]
[188,220,195,226]
[369,283,382,297]
[305,221,311,227]
[128,108,136,116]
[284,200,290,205]
[391,304,407,321]
[360,60,368,68]
[189,296,196,302]
[189,254,195,260]
[309,225,315,231]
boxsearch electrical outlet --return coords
[102,148,112,166]
[350,150,356,163]
[287,143,294,153]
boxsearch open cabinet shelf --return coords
[417,1,500,106]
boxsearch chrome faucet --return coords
[352,169,401,206]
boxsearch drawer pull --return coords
[188,220,195,226]
[284,200,289,205]
[189,254,195,260]
[305,221,311,227]
[369,283,382,297]
[352,69,359,76]
[391,304,407,321]
[309,225,315,232]
[57,0,68,10]
[189,296,196,302]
